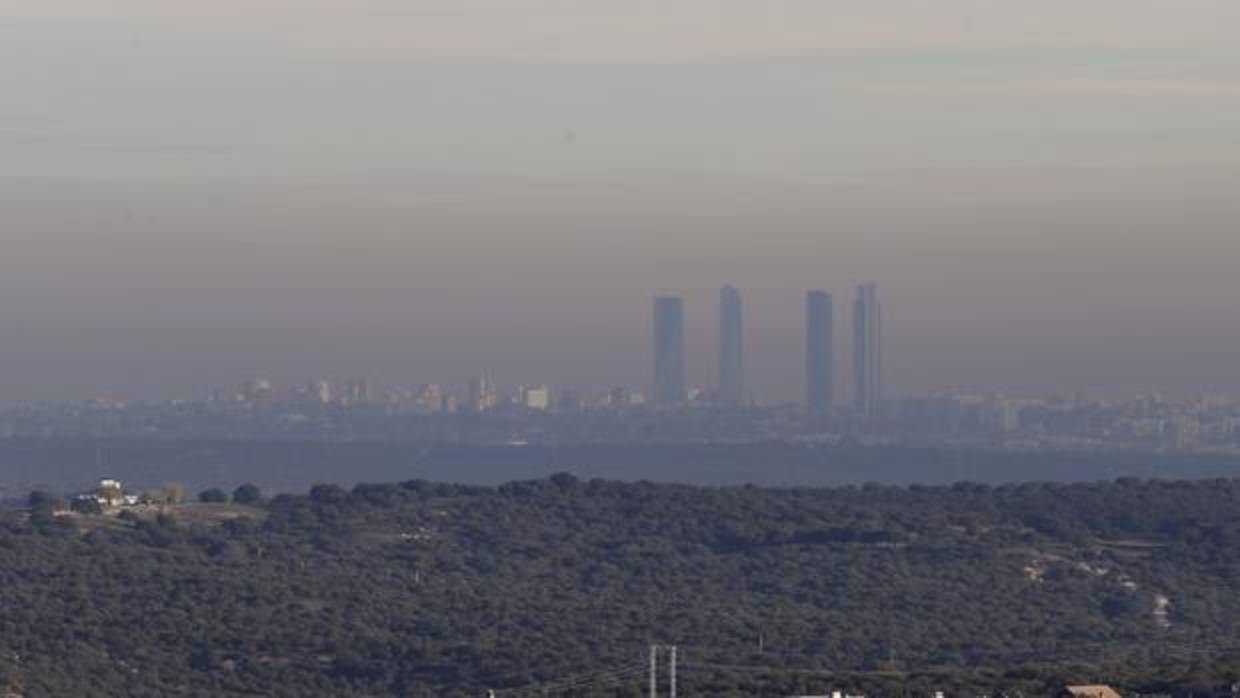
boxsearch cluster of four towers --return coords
[653,285,882,415]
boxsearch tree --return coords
[5,475,1240,696]
[160,483,186,505]
[28,490,67,514]
[70,497,104,515]
[96,481,124,507]
[233,483,264,506]
[198,488,229,504]
[28,490,70,532]
[309,483,348,505]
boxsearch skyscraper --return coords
[652,296,685,404]
[805,290,834,412]
[852,283,882,417]
[718,285,745,405]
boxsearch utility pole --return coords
[649,644,658,698]
[669,645,678,698]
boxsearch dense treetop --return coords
[2,476,1239,697]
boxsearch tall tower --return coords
[718,285,744,405]
[805,290,834,412]
[653,296,685,404]
[852,283,882,417]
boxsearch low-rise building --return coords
[1060,685,1122,698]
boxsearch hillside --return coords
[2,477,1240,696]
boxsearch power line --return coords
[682,661,852,677]
[484,658,641,688]
[488,638,1240,698]
[494,661,647,697]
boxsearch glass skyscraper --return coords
[805,290,834,412]
[653,296,685,404]
[852,283,882,417]
[718,285,745,405]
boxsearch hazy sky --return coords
[2,1,1239,403]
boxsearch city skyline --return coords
[11,363,1240,460]
[4,276,1238,407]
[4,3,1240,407]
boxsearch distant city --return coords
[3,283,1240,454]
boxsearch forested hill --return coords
[3,477,1240,697]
